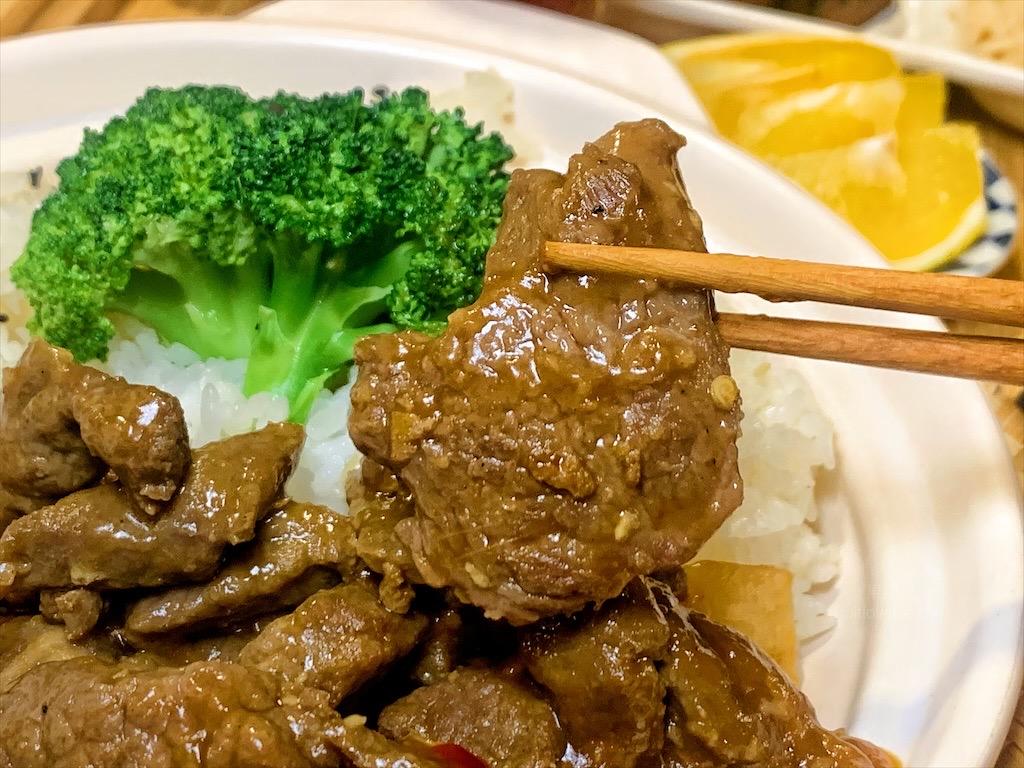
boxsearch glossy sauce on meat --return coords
[0,657,343,768]
[378,667,566,768]
[349,120,743,624]
[72,377,190,516]
[0,341,106,501]
[238,583,428,707]
[0,339,189,516]
[0,422,303,601]
[125,501,358,638]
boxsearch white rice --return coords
[431,69,544,168]
[0,97,840,644]
[0,171,46,369]
[698,352,839,640]
[98,321,358,513]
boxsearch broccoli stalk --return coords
[108,234,271,362]
[12,85,513,421]
[244,236,413,421]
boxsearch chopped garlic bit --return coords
[711,374,739,410]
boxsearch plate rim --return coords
[941,153,1020,277]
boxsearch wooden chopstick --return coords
[542,241,1024,384]
[544,242,1024,327]
[718,314,1023,385]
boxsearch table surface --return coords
[1,1,1022,765]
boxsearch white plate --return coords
[0,18,1020,768]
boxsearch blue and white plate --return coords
[941,155,1018,277]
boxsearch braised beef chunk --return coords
[519,577,896,768]
[0,339,191,514]
[0,340,105,500]
[516,578,898,768]
[0,615,105,694]
[346,459,419,613]
[163,420,304,546]
[0,422,303,601]
[349,119,742,624]
[326,716,465,768]
[72,378,190,515]
[521,580,670,768]
[660,602,884,767]
[0,658,344,768]
[39,588,103,640]
[126,501,357,637]
[379,667,567,768]
[239,583,428,706]
[0,484,167,600]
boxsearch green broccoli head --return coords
[12,84,513,420]
[13,86,267,361]
[367,89,514,330]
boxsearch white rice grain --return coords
[701,352,839,640]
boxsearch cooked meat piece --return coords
[127,621,271,667]
[518,577,893,768]
[0,484,173,601]
[0,508,15,539]
[0,340,105,500]
[72,378,190,515]
[0,340,191,515]
[1,487,39,542]
[521,580,670,767]
[0,615,105,693]
[0,422,304,601]
[0,657,344,768]
[39,588,103,640]
[347,459,419,613]
[0,485,43,520]
[150,420,303,547]
[658,593,892,767]
[349,119,742,624]
[125,501,357,637]
[524,581,892,768]
[379,667,567,768]
[326,715,474,768]
[239,583,428,707]
[411,608,463,685]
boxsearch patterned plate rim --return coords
[941,153,1018,277]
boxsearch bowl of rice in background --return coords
[0,13,1021,766]
[947,0,1024,130]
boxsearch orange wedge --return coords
[772,124,985,270]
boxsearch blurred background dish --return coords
[875,0,1024,132]
[604,0,1024,131]
[662,32,1019,275]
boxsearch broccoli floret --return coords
[12,85,513,421]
